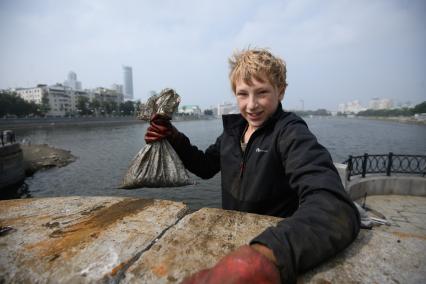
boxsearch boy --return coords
[145,48,360,283]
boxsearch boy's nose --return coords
[247,95,258,109]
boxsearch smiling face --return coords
[235,74,284,132]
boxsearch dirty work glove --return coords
[180,245,280,284]
[144,114,177,143]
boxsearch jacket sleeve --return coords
[167,130,221,179]
[250,120,360,284]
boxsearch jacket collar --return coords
[222,102,285,135]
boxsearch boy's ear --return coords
[278,87,286,100]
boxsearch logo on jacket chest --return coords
[255,147,268,153]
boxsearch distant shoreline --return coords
[0,115,218,130]
[0,116,144,130]
[3,115,423,131]
[356,116,426,126]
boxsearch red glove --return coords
[144,114,176,143]
[181,245,280,284]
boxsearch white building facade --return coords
[368,98,394,110]
[337,100,367,114]
[16,86,45,104]
[178,105,202,115]
[217,102,239,116]
[16,84,73,116]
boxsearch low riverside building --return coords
[338,100,367,114]
[15,85,45,104]
[16,85,123,117]
[178,105,202,116]
[16,84,74,117]
[92,87,124,104]
[217,102,239,115]
[47,84,73,116]
[369,97,394,110]
[70,89,91,114]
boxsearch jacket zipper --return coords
[239,130,259,179]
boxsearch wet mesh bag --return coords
[121,89,192,188]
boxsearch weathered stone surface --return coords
[124,196,425,284]
[123,207,282,283]
[0,196,188,283]
[1,195,425,283]
[302,195,426,284]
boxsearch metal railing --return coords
[343,153,426,181]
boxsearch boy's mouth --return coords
[247,111,263,120]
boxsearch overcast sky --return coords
[1,0,425,110]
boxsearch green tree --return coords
[89,99,101,115]
[101,101,112,115]
[204,109,213,116]
[119,101,135,115]
[357,108,413,117]
[110,101,118,115]
[413,101,426,114]
[76,96,90,115]
[0,91,39,117]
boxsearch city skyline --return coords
[6,72,420,112]
[1,0,425,111]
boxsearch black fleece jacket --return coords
[168,104,360,283]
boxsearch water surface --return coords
[12,117,426,209]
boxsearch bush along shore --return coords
[359,115,426,125]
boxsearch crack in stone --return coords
[103,207,191,284]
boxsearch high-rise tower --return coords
[64,71,82,90]
[123,66,134,100]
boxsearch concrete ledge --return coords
[334,162,348,188]
[123,208,282,283]
[304,195,426,284]
[1,196,425,283]
[0,196,188,283]
[348,176,426,200]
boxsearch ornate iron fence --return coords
[343,153,426,181]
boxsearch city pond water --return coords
[8,116,426,210]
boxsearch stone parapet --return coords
[348,176,426,200]
[0,195,425,283]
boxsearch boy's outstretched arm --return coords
[251,121,360,283]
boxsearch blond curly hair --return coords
[228,48,287,95]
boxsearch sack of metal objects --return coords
[121,88,192,188]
